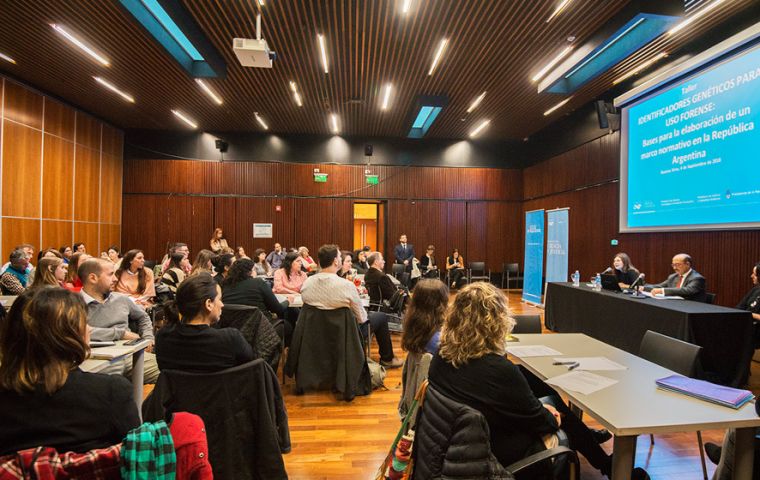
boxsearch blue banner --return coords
[522,209,545,305]
[545,209,569,284]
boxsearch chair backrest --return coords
[391,263,406,277]
[511,314,542,334]
[143,260,157,270]
[638,330,702,376]
[705,292,716,304]
[218,304,282,372]
[506,263,519,275]
[398,352,433,418]
[469,261,486,273]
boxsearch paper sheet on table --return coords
[546,371,618,395]
[640,291,684,300]
[552,357,627,371]
[507,345,562,357]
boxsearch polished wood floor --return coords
[279,291,758,478]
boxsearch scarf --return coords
[6,265,29,287]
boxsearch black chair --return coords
[639,330,707,480]
[467,261,490,284]
[217,304,283,378]
[143,259,157,270]
[512,314,542,334]
[391,263,406,279]
[705,292,716,304]
[502,262,523,290]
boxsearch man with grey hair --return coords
[0,243,35,278]
[0,249,30,295]
[80,258,160,383]
[644,253,707,302]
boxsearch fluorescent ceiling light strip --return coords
[51,24,110,66]
[612,52,668,85]
[531,46,572,82]
[0,52,16,64]
[289,81,303,106]
[669,0,728,35]
[330,113,339,133]
[546,0,573,23]
[94,77,135,102]
[428,38,449,76]
[403,0,412,13]
[466,91,487,113]
[543,97,572,116]
[318,34,329,74]
[469,119,491,138]
[195,79,223,105]
[258,0,265,5]
[255,113,269,130]
[171,109,198,128]
[564,17,646,79]
[381,83,393,110]
[140,0,204,60]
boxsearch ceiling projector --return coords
[233,14,276,68]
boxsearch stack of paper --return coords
[656,375,754,409]
[546,371,619,395]
[507,345,562,357]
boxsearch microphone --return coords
[601,267,613,274]
[630,273,645,289]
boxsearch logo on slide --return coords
[633,203,642,210]
[725,190,732,199]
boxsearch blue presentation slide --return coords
[626,44,760,229]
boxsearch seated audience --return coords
[419,245,439,278]
[102,245,121,267]
[161,242,191,275]
[428,282,648,479]
[611,252,640,288]
[37,248,63,263]
[213,253,236,285]
[266,243,286,270]
[1,244,34,273]
[273,252,307,294]
[0,249,30,295]
[644,253,706,302]
[222,258,287,323]
[353,250,370,274]
[446,248,467,289]
[79,259,159,383]
[337,253,355,279]
[235,245,250,260]
[401,278,448,356]
[190,249,217,277]
[62,252,90,292]
[736,261,760,320]
[0,288,140,455]
[155,273,253,372]
[29,256,67,289]
[253,248,273,277]
[209,227,230,254]
[73,242,86,254]
[298,246,318,272]
[364,252,399,304]
[301,245,401,367]
[161,252,189,294]
[59,245,73,264]
[114,249,156,308]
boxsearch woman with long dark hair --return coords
[63,252,90,292]
[611,252,640,288]
[155,273,252,372]
[114,249,156,308]
[273,252,306,294]
[401,278,448,355]
[161,252,189,294]
[253,248,273,277]
[222,258,286,322]
[445,248,466,289]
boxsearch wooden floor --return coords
[275,291,756,479]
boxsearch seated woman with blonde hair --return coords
[29,256,68,289]
[190,249,218,277]
[114,249,156,308]
[0,288,139,455]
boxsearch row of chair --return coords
[389,262,524,289]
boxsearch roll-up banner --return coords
[545,208,570,286]
[522,209,545,306]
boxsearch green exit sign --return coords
[313,173,328,183]
[365,174,379,185]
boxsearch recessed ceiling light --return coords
[289,81,303,107]
[171,109,198,128]
[0,52,16,64]
[254,112,269,130]
[543,97,572,116]
[466,91,487,113]
[93,77,135,103]
[469,119,491,138]
[669,0,727,36]
[531,46,572,82]
[258,0,265,5]
[403,0,413,13]
[330,113,340,134]
[318,34,329,74]
[546,0,574,23]
[195,79,223,105]
[428,38,449,76]
[612,52,668,85]
[51,24,110,66]
[381,83,393,110]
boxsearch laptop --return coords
[600,274,622,292]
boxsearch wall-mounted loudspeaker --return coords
[595,100,621,132]
[365,144,373,156]
[215,140,229,153]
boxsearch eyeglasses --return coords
[671,262,685,267]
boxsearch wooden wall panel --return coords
[465,202,488,265]
[233,197,295,257]
[73,147,101,222]
[2,120,42,217]
[42,134,74,220]
[333,199,354,253]
[44,99,76,141]
[100,224,121,254]
[3,81,43,129]
[73,222,99,256]
[2,218,40,257]
[41,220,73,251]
[101,124,123,157]
[294,199,340,256]
[446,202,467,258]
[100,153,122,224]
[75,113,101,150]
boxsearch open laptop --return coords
[600,274,622,292]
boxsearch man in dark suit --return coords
[645,253,707,302]
[364,252,398,304]
[393,234,415,271]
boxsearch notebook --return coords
[656,374,754,409]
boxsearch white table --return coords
[80,339,151,420]
[507,333,760,479]
[275,293,370,308]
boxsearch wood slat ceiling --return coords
[0,0,756,140]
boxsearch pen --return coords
[552,361,576,365]
[568,363,580,371]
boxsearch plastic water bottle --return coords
[594,273,602,291]
[571,270,580,287]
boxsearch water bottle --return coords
[594,273,602,291]
[571,270,580,287]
